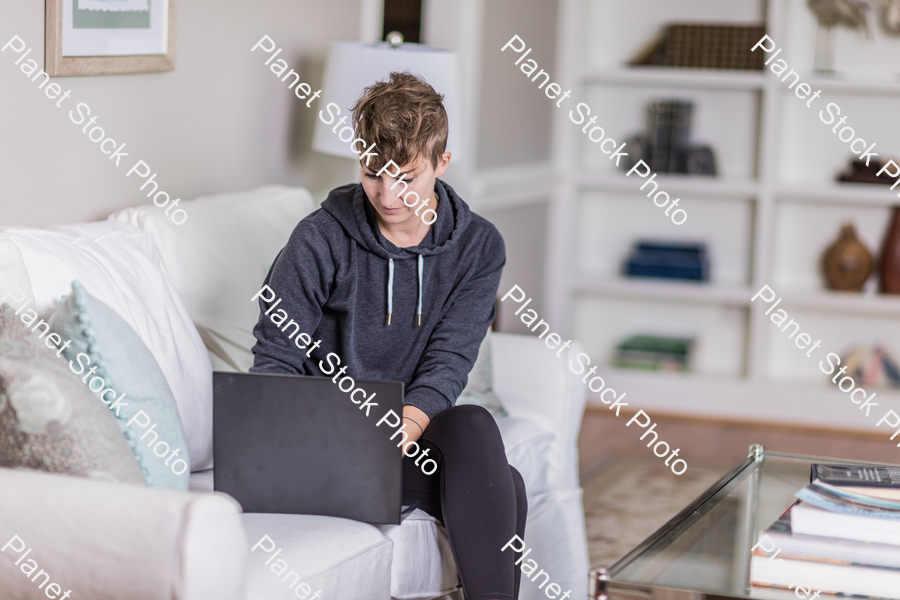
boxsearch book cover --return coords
[799,481,900,513]
[667,102,693,173]
[613,335,694,372]
[752,505,900,597]
[647,101,674,172]
[792,502,900,545]
[812,464,900,488]
[811,463,900,501]
[750,554,900,598]
[754,506,900,569]
[623,241,710,281]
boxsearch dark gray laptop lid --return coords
[213,371,404,524]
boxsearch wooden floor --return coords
[578,405,899,478]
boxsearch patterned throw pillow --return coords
[0,304,145,484]
[48,281,191,490]
[456,329,507,417]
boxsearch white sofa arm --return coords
[0,468,246,600]
[489,333,587,492]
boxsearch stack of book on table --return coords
[751,463,900,599]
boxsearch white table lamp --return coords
[312,38,463,162]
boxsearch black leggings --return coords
[401,404,527,600]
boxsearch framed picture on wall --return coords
[45,0,175,76]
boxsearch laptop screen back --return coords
[213,371,404,524]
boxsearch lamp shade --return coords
[312,41,463,161]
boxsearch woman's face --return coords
[360,153,450,227]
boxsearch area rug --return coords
[582,456,726,569]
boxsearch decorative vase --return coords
[822,222,872,291]
[881,207,900,294]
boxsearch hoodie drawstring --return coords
[386,255,424,327]
[387,258,394,326]
[417,254,424,327]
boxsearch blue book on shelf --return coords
[623,241,709,281]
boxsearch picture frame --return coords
[45,0,176,76]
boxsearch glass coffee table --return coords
[588,445,900,600]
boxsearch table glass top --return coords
[608,449,898,599]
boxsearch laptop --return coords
[213,371,405,524]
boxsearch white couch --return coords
[0,186,588,600]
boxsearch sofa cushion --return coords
[189,471,394,600]
[0,222,214,470]
[243,513,393,600]
[49,281,191,490]
[0,304,146,484]
[110,186,316,374]
[495,415,554,500]
[189,468,214,493]
[377,509,459,600]
[491,335,587,492]
[0,466,246,600]
[456,329,507,417]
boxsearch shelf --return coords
[576,172,759,200]
[776,75,900,96]
[581,67,900,96]
[776,182,900,207]
[578,66,766,91]
[471,164,557,210]
[550,0,900,432]
[584,370,900,433]
[779,289,900,318]
[573,277,751,306]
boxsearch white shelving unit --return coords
[546,0,900,432]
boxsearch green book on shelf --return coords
[616,335,694,356]
[613,335,695,372]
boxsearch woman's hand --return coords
[401,405,430,452]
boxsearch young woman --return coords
[250,72,527,600]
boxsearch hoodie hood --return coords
[319,178,470,326]
[320,178,471,259]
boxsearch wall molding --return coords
[470,163,558,211]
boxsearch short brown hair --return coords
[351,71,448,172]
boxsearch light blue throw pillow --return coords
[48,281,190,490]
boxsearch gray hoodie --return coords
[250,178,506,420]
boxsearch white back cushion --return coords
[110,186,315,373]
[0,222,214,470]
[490,334,587,492]
[456,329,508,417]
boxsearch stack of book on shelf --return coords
[622,241,709,281]
[751,463,900,599]
[613,335,694,372]
[646,100,693,173]
[619,100,718,176]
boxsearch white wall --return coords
[472,0,559,336]
[1,0,561,343]
[477,0,558,168]
[0,0,361,227]
[483,202,549,335]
